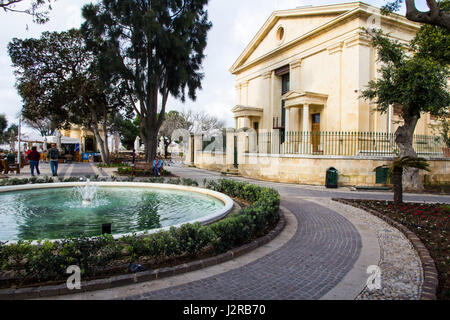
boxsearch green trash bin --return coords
[375,167,389,184]
[326,167,338,188]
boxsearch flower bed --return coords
[342,200,450,300]
[0,179,280,289]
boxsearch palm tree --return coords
[380,157,430,204]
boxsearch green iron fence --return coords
[258,131,445,157]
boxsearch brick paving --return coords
[9,162,101,179]
[119,199,361,300]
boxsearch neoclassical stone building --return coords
[188,2,448,187]
[230,2,437,137]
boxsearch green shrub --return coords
[172,223,215,257]
[167,178,181,185]
[181,178,199,187]
[147,177,165,184]
[117,167,132,175]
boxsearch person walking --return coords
[48,143,60,176]
[27,146,41,176]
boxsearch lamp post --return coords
[17,116,22,167]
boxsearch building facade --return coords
[187,2,448,187]
[61,125,104,154]
[230,2,438,138]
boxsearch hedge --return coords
[0,179,280,287]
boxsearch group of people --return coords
[23,146,162,177]
[25,144,60,177]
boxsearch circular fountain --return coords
[0,181,233,242]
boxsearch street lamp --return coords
[17,115,22,167]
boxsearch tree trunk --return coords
[144,130,159,163]
[140,112,161,162]
[101,108,110,164]
[392,167,403,204]
[395,113,422,191]
[88,107,110,165]
[90,124,109,165]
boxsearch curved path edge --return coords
[0,208,288,300]
[334,199,438,300]
[303,198,381,300]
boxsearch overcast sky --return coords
[0,0,429,134]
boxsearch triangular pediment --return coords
[230,2,416,74]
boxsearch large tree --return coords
[0,0,53,24]
[9,29,127,164]
[81,0,212,162]
[410,0,450,65]
[361,30,450,191]
[4,124,18,152]
[382,0,450,30]
[179,108,225,134]
[110,113,140,151]
[23,118,55,137]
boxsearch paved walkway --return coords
[7,162,109,179]
[33,164,449,300]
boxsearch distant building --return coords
[60,125,105,154]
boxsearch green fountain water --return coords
[0,185,224,241]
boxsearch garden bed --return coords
[0,179,280,293]
[339,199,449,300]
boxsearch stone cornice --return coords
[230,2,420,74]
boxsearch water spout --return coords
[78,179,98,206]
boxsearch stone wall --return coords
[238,154,449,186]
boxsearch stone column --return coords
[185,134,195,166]
[271,71,279,126]
[302,104,310,132]
[285,107,291,132]
[262,71,272,130]
[290,59,302,91]
[271,129,280,155]
[243,81,249,106]
[193,134,203,166]
[285,107,291,147]
[235,83,242,105]
[226,129,236,169]
[243,117,251,129]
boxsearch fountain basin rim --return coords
[0,182,234,244]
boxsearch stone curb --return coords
[0,211,286,300]
[333,199,438,300]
